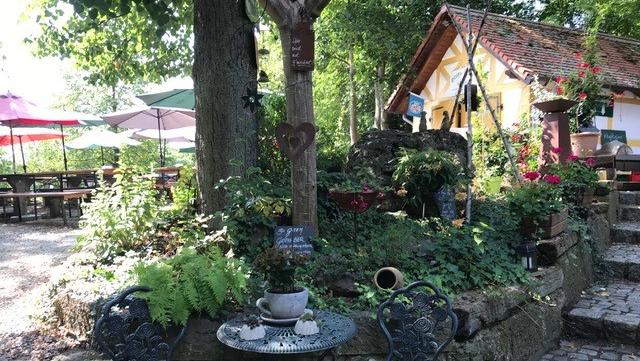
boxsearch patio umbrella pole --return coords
[156,109,164,167]
[60,124,68,171]
[18,136,27,173]
[9,123,16,173]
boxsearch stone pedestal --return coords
[534,99,577,166]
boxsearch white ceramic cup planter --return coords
[256,288,309,319]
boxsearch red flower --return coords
[511,134,523,142]
[551,146,562,154]
[523,171,541,181]
[585,157,596,167]
[579,63,589,68]
[567,155,579,162]
[591,66,601,74]
[556,87,564,95]
[579,92,588,101]
[555,75,567,84]
[578,70,586,78]
[543,174,561,184]
[575,51,582,60]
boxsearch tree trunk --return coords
[279,25,318,234]
[348,46,358,145]
[193,0,258,218]
[374,62,388,130]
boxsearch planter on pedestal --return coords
[521,208,568,239]
[533,99,576,165]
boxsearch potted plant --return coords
[555,37,605,156]
[507,172,566,239]
[294,311,320,335]
[392,149,466,219]
[329,168,386,213]
[240,315,266,340]
[547,154,599,210]
[253,247,309,320]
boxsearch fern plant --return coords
[133,247,248,326]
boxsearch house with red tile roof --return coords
[387,4,640,151]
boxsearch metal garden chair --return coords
[94,286,187,361]
[377,281,458,361]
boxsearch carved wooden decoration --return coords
[275,122,316,160]
[291,20,315,71]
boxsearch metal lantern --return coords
[515,242,538,272]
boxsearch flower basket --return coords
[329,191,380,213]
[521,208,568,239]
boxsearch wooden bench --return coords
[0,189,93,225]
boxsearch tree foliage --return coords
[26,0,192,86]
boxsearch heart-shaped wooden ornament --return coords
[275,122,316,160]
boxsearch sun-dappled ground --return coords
[0,221,103,361]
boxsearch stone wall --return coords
[171,203,612,361]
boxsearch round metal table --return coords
[216,310,357,360]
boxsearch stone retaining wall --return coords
[53,200,613,361]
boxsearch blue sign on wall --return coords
[406,92,425,118]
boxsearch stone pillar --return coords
[533,99,576,166]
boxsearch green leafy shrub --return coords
[506,174,564,225]
[393,149,466,206]
[258,94,290,185]
[78,169,164,262]
[133,247,248,326]
[216,167,292,259]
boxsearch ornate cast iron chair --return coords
[377,281,458,361]
[94,286,187,361]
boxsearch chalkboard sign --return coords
[291,21,315,71]
[601,129,627,145]
[274,226,313,256]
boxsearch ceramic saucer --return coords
[259,313,298,325]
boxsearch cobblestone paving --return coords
[603,244,640,281]
[541,339,640,360]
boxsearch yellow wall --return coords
[415,35,530,133]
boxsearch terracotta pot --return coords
[570,132,600,157]
[521,208,568,239]
[329,191,380,213]
[373,267,404,290]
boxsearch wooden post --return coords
[465,6,474,223]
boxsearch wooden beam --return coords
[256,0,291,25]
[306,0,332,18]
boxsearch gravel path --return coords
[0,221,103,361]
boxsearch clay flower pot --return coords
[570,132,600,157]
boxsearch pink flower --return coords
[585,157,596,167]
[578,70,586,78]
[523,171,541,181]
[592,66,601,74]
[567,155,579,162]
[556,87,564,95]
[362,184,371,192]
[579,62,589,68]
[575,51,582,60]
[551,147,562,154]
[579,92,588,101]
[543,174,561,184]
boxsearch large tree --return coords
[28,0,259,218]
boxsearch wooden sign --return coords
[601,129,627,145]
[291,20,315,71]
[275,122,316,160]
[274,226,313,256]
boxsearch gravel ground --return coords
[0,220,103,361]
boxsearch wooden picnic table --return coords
[0,189,93,225]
